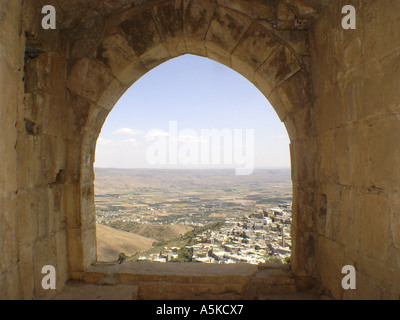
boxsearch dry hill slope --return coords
[96,224,155,261]
[129,224,193,242]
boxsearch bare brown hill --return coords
[128,224,193,242]
[96,224,155,261]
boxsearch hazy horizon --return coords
[94,166,291,170]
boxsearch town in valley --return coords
[95,168,293,265]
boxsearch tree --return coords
[118,253,127,264]
[284,257,291,264]
[266,256,281,264]
[176,247,193,262]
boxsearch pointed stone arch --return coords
[14,0,320,292]
[60,0,317,286]
[3,0,399,300]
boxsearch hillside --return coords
[96,224,155,262]
[128,224,193,242]
[130,222,224,261]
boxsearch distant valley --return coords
[94,168,292,263]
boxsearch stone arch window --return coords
[6,0,399,300]
[56,0,317,287]
[92,53,292,264]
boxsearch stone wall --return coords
[0,0,24,300]
[0,0,399,300]
[0,0,71,299]
[311,0,400,299]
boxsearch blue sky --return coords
[95,54,290,170]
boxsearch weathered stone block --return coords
[15,191,37,248]
[273,29,309,56]
[55,229,69,287]
[255,46,301,91]
[317,236,345,299]
[119,7,171,69]
[80,182,96,227]
[368,116,400,190]
[95,33,148,87]
[52,283,139,300]
[361,0,400,63]
[232,22,279,81]
[66,227,85,272]
[315,85,349,133]
[290,138,317,184]
[18,245,35,299]
[318,184,350,245]
[67,58,115,104]
[205,6,253,66]
[183,0,217,56]
[283,107,313,141]
[63,184,81,228]
[0,192,18,273]
[389,191,400,256]
[138,282,243,300]
[24,52,67,97]
[359,192,391,261]
[217,0,275,20]
[0,122,18,193]
[97,79,128,111]
[380,53,400,114]
[153,0,187,58]
[36,186,54,240]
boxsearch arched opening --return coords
[93,54,292,265]
[64,0,317,291]
[7,0,398,301]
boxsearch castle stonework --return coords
[0,0,399,299]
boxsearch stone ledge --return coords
[72,261,259,284]
[50,281,139,300]
[67,261,300,299]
